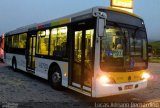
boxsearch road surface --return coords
[0,63,159,108]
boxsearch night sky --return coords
[0,0,159,41]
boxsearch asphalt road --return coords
[0,63,159,108]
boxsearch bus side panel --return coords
[4,53,26,72]
[4,53,13,66]
[16,55,26,72]
[35,57,68,87]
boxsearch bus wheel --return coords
[12,59,17,71]
[49,66,62,90]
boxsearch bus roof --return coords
[107,7,141,18]
[6,6,142,36]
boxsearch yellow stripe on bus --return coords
[51,18,71,26]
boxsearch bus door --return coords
[26,32,36,72]
[70,25,94,92]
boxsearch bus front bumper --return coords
[94,80,148,98]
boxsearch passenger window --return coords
[19,33,27,48]
[50,26,67,58]
[37,29,50,55]
[12,35,19,48]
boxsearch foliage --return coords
[149,57,160,63]
[149,41,160,56]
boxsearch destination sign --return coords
[111,0,133,9]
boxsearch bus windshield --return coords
[100,25,147,72]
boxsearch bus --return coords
[0,34,4,62]
[4,7,150,97]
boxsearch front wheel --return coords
[49,66,62,90]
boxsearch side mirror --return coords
[98,18,106,37]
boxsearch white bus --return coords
[4,7,150,97]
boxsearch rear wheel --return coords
[12,59,17,71]
[49,66,62,90]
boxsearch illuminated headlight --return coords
[142,73,150,79]
[99,75,115,84]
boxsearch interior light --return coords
[60,28,67,33]
[46,30,50,35]
[52,29,57,35]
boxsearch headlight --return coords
[142,73,150,79]
[99,75,110,84]
[99,75,115,84]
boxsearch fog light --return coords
[142,73,150,79]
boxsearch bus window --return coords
[74,31,82,62]
[130,30,147,67]
[8,37,13,50]
[101,26,147,72]
[100,26,129,71]
[50,26,67,58]
[12,35,19,48]
[4,37,8,52]
[19,33,27,48]
[84,29,94,86]
[85,30,93,61]
[37,29,50,55]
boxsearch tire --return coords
[49,66,62,90]
[0,59,3,62]
[12,59,17,71]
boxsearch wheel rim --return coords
[52,72,61,83]
[13,61,16,69]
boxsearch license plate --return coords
[124,85,133,90]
